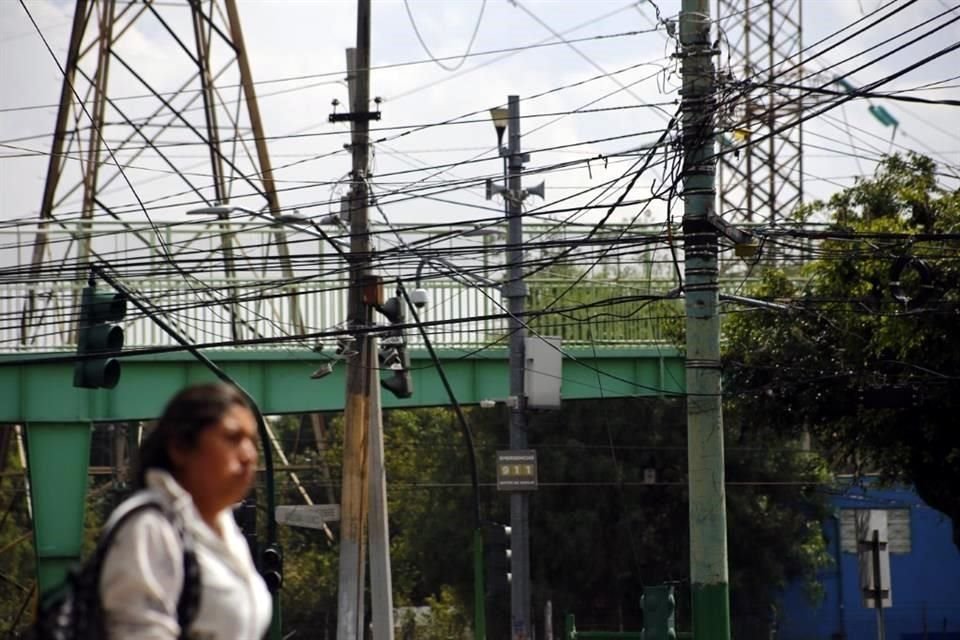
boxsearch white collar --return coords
[144,469,237,549]
[143,469,256,578]
[144,468,194,512]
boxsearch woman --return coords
[99,382,272,639]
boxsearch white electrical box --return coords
[524,336,562,409]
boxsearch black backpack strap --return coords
[99,493,201,637]
[176,534,201,635]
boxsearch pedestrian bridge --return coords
[6,218,797,593]
[0,345,684,422]
[2,219,696,594]
[1,219,703,421]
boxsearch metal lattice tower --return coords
[716,0,804,224]
[21,0,302,347]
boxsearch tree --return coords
[509,397,829,638]
[526,263,680,345]
[273,398,827,637]
[723,153,960,550]
[0,436,36,636]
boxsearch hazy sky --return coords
[1,0,957,232]
[0,0,957,352]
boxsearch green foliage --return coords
[278,524,339,636]
[724,153,960,550]
[396,586,470,640]
[274,407,490,637]
[518,398,827,637]
[382,407,500,607]
[271,389,828,638]
[525,263,683,345]
[0,436,38,635]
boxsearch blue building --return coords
[778,480,960,640]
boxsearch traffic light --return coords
[641,585,676,640]
[261,544,283,592]
[73,283,127,389]
[232,496,257,557]
[376,294,413,398]
[483,521,512,597]
[380,345,413,398]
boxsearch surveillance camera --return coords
[410,288,429,309]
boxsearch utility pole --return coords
[336,0,375,637]
[680,2,731,640]
[505,95,532,640]
[368,335,395,640]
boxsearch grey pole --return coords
[680,1,731,639]
[505,94,532,640]
[368,336,395,640]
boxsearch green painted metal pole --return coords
[474,527,487,640]
[26,422,91,594]
[680,1,731,639]
[270,602,282,639]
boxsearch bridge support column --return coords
[25,422,91,594]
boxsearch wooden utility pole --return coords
[336,0,375,637]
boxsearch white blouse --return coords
[99,469,272,639]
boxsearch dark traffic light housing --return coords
[376,293,413,398]
[73,283,127,389]
[261,544,283,592]
[483,521,512,597]
[232,496,257,558]
[641,585,676,640]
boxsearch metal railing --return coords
[1,219,820,352]
[3,276,689,352]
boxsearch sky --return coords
[2,1,957,226]
[0,0,958,347]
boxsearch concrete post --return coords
[368,337,395,640]
[680,1,731,638]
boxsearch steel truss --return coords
[716,0,804,225]
[21,0,302,348]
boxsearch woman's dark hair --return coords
[136,382,251,488]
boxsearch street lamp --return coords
[489,107,509,151]
[186,204,349,253]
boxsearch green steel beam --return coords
[25,423,91,594]
[12,346,682,593]
[0,347,684,422]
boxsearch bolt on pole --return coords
[680,1,732,639]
